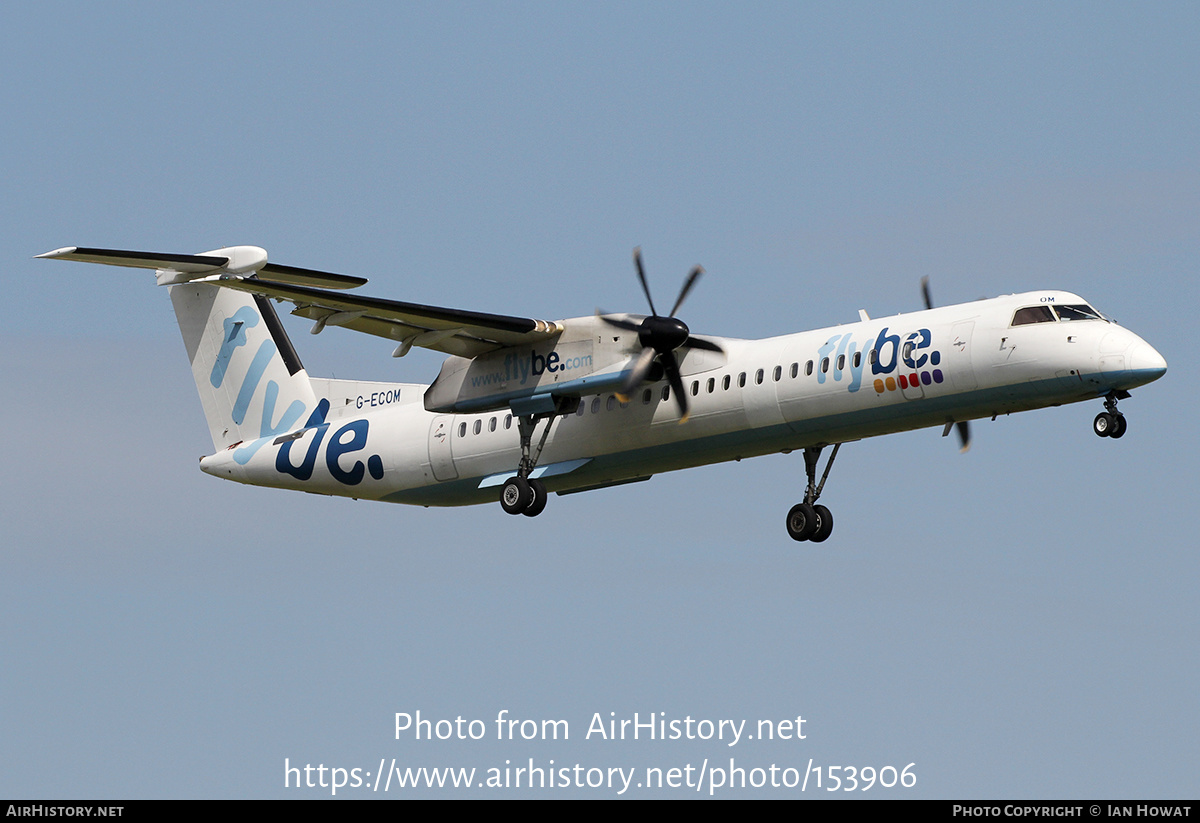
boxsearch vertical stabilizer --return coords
[169,283,317,453]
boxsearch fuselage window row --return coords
[468,347,897,436]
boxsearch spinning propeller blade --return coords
[925,277,971,453]
[956,420,971,453]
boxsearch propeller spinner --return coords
[599,248,722,423]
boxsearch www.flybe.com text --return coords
[470,350,594,389]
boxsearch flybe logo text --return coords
[275,399,386,485]
[817,327,944,393]
[211,305,385,486]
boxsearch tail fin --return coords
[38,245,319,455]
[169,283,318,453]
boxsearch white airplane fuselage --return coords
[196,289,1167,507]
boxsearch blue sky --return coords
[2,2,1196,798]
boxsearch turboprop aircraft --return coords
[39,245,1167,542]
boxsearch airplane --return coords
[39,244,1167,542]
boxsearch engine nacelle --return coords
[423,316,634,413]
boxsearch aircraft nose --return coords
[1129,339,1167,382]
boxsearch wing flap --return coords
[291,306,500,358]
[257,262,367,290]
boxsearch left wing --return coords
[212,277,563,359]
[39,245,563,358]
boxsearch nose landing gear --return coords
[787,444,840,543]
[1093,391,1129,439]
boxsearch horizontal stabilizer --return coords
[37,246,229,273]
[37,246,367,289]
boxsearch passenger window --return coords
[805,360,814,376]
[607,396,616,411]
[458,422,466,438]
[738,372,746,388]
[591,397,600,414]
[1012,306,1055,326]
[722,375,731,391]
[821,357,829,373]
[691,381,699,396]
[853,351,861,368]
[773,366,782,381]
[505,414,512,429]
[707,377,715,393]
[490,416,497,431]
[869,350,877,365]
[836,355,845,371]
[790,362,798,379]
[662,385,671,401]
[473,419,481,435]
[642,388,652,404]
[755,369,764,384]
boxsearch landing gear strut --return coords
[787,444,840,543]
[499,400,571,517]
[1093,391,1128,439]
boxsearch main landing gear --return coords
[787,444,840,543]
[499,401,571,517]
[500,475,548,517]
[1093,391,1129,439]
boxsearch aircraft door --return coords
[899,366,926,400]
[947,321,977,391]
[899,335,926,401]
[428,416,458,481]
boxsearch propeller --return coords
[598,248,722,423]
[923,276,971,453]
[921,275,934,312]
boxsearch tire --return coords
[523,478,548,517]
[1110,414,1127,439]
[500,477,532,514]
[786,503,816,541]
[810,505,834,543]
[1093,412,1114,437]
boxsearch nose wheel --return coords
[1093,392,1129,439]
[787,445,839,543]
[1093,412,1126,438]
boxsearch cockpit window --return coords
[1053,304,1103,322]
[1011,306,1055,326]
